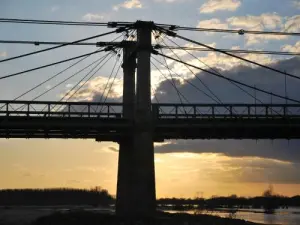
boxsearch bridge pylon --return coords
[116,21,156,217]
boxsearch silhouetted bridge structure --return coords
[1,100,300,140]
[1,19,300,217]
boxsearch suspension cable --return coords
[0,49,108,81]
[157,27,300,82]
[0,29,124,64]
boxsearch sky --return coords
[1,0,300,198]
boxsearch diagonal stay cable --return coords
[153,34,188,115]
[151,61,191,104]
[151,86,166,115]
[94,52,121,114]
[0,53,92,112]
[161,38,222,104]
[12,53,111,112]
[164,36,263,114]
[159,41,289,117]
[151,85,167,115]
[151,60,204,115]
[93,32,134,114]
[97,31,137,114]
[165,36,257,99]
[156,45,300,56]
[166,40,283,116]
[158,27,300,81]
[0,49,107,81]
[53,53,114,113]
[37,54,111,102]
[100,59,123,114]
[14,54,93,101]
[152,57,221,104]
[161,40,238,115]
[157,54,189,115]
[8,33,126,102]
[46,53,112,115]
[155,52,300,104]
[0,29,124,64]
[4,53,93,113]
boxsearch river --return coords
[165,207,300,225]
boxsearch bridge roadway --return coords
[0,100,300,140]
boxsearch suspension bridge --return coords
[1,19,300,217]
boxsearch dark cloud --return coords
[229,160,300,184]
[155,56,300,104]
[154,56,300,163]
[155,139,300,163]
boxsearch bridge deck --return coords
[0,101,299,140]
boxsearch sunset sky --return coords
[1,0,300,198]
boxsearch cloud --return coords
[60,75,123,102]
[113,0,142,11]
[153,56,300,163]
[244,34,287,46]
[206,156,300,184]
[284,15,300,32]
[82,13,105,22]
[200,0,241,13]
[281,41,300,52]
[197,19,229,29]
[228,13,282,30]
[227,13,286,45]
[197,13,300,45]
[0,51,7,58]
[159,47,276,77]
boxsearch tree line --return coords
[0,187,113,206]
[158,195,300,207]
[158,186,300,212]
[1,186,299,213]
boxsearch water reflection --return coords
[165,207,300,225]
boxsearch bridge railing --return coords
[1,101,300,119]
[0,101,123,118]
[152,103,300,119]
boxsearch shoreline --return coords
[0,207,273,225]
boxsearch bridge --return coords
[1,101,300,140]
[1,19,300,217]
